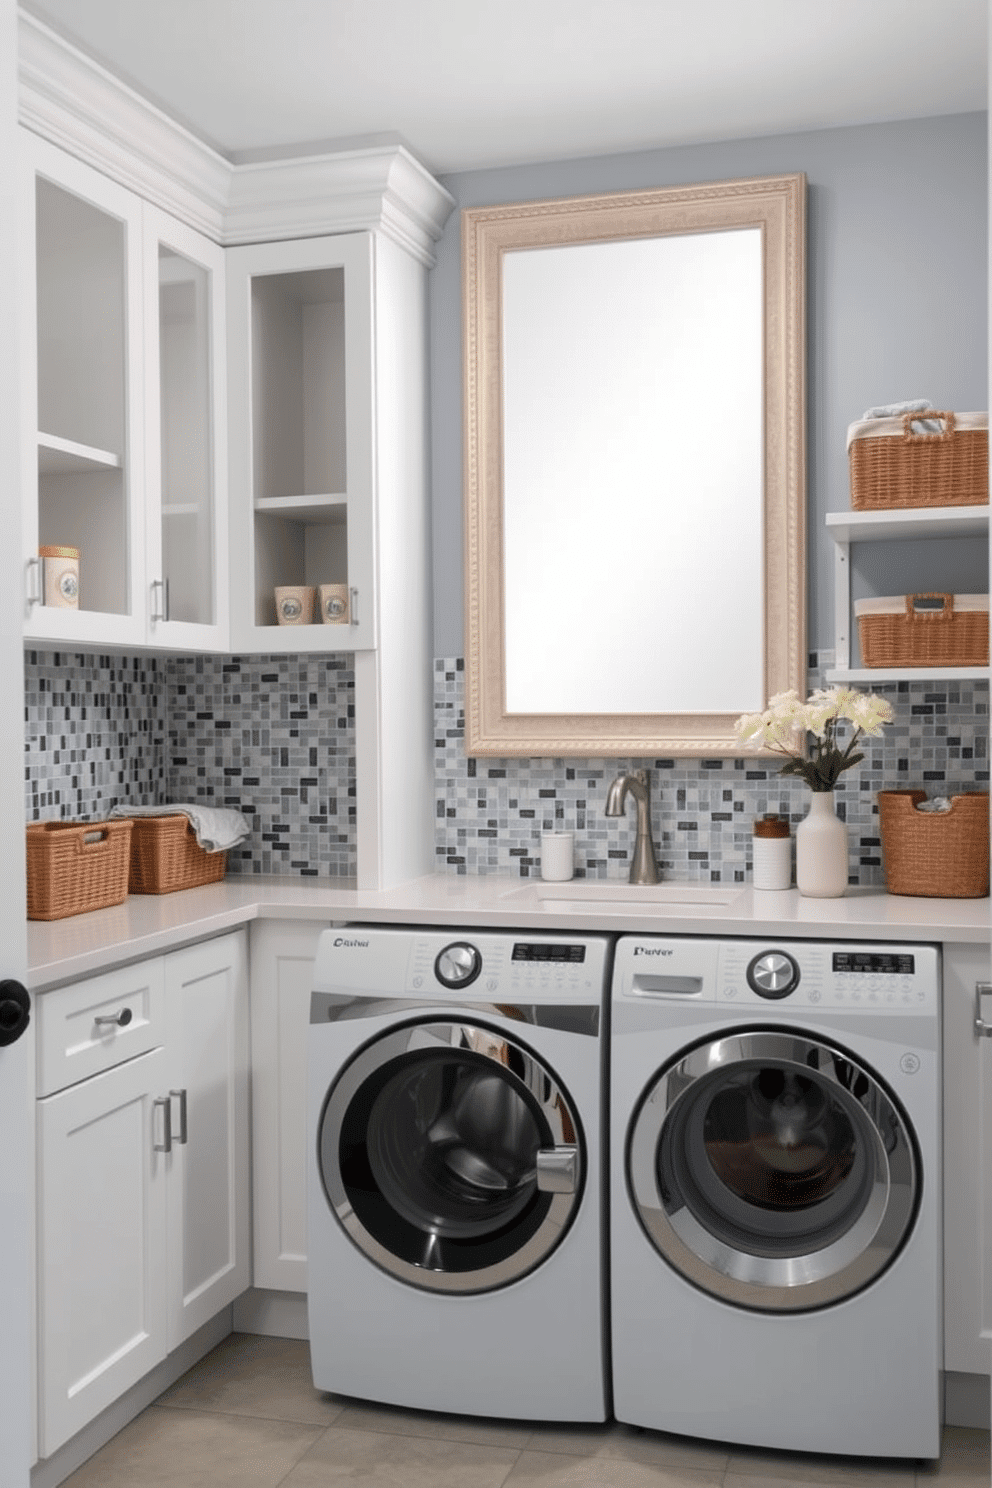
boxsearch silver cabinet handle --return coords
[349,587,358,626]
[536,1146,578,1194]
[26,556,42,608]
[975,982,992,1038]
[170,1088,188,1145]
[153,1095,172,1153]
[94,1008,133,1029]
[150,577,170,623]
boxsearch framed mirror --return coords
[462,172,806,756]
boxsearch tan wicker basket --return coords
[848,410,988,510]
[125,814,227,894]
[877,790,989,898]
[855,593,989,668]
[26,819,134,920]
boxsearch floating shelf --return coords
[826,666,990,684]
[825,504,989,544]
[37,431,122,476]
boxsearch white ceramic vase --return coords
[795,791,849,898]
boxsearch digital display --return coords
[512,944,586,964]
[832,952,915,975]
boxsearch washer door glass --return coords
[318,1021,584,1293]
[627,1030,919,1311]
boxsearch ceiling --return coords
[21,0,990,176]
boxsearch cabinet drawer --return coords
[37,958,165,1096]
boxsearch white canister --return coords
[40,545,79,609]
[752,814,792,890]
[540,831,574,882]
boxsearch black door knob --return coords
[0,980,30,1047]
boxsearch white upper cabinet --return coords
[143,204,229,651]
[21,133,229,651]
[226,232,375,651]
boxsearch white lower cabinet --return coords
[942,940,992,1387]
[35,932,248,1458]
[249,920,324,1292]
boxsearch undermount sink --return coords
[500,881,742,914]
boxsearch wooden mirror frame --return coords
[462,172,806,756]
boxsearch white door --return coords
[0,3,34,1483]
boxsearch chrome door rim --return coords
[627,1029,918,1312]
[319,1019,584,1293]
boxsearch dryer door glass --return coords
[318,1021,583,1293]
[627,1030,919,1311]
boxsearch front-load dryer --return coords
[610,935,940,1459]
[308,925,611,1421]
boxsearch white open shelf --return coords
[825,665,990,683]
[826,503,989,681]
[825,504,988,544]
[254,493,347,524]
[37,431,121,475]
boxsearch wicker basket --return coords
[877,790,989,898]
[848,410,988,511]
[855,593,989,668]
[26,819,134,920]
[126,814,227,894]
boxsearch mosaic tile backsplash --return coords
[25,651,357,879]
[434,656,990,888]
[24,649,990,888]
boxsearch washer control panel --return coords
[407,932,607,1001]
[615,936,938,1014]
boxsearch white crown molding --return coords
[17,9,455,260]
[226,147,455,265]
[18,9,230,240]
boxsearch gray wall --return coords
[429,112,988,660]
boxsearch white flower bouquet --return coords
[735,687,894,793]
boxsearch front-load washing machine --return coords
[308,925,611,1421]
[610,935,940,1459]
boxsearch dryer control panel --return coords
[614,936,939,1015]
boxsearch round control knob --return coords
[434,942,482,989]
[746,950,800,999]
[0,980,30,1047]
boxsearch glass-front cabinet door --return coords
[143,204,228,651]
[226,232,375,651]
[22,133,147,648]
[21,133,228,652]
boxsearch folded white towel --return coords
[108,803,251,853]
[862,398,941,434]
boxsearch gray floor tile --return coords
[918,1424,991,1482]
[504,1450,724,1486]
[527,1418,730,1470]
[333,1398,534,1448]
[157,1333,344,1426]
[726,1447,919,1488]
[60,1404,324,1488]
[280,1424,521,1486]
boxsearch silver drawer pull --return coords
[536,1146,578,1194]
[94,1008,133,1029]
[170,1088,188,1145]
[975,982,992,1038]
[153,1095,172,1153]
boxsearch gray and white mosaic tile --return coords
[167,654,356,878]
[434,656,989,887]
[24,650,357,879]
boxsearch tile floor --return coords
[61,1334,990,1488]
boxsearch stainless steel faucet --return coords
[604,769,660,885]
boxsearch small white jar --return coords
[752,814,792,891]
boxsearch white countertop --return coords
[26,873,991,990]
